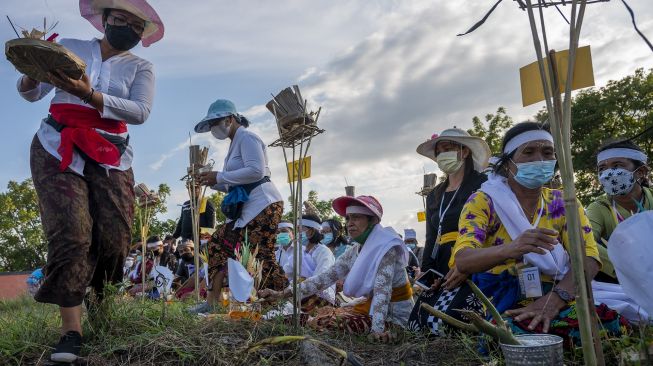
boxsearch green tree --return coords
[208,191,226,226]
[467,107,514,155]
[132,183,175,240]
[570,68,653,205]
[282,190,341,224]
[0,179,46,271]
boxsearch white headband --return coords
[146,240,163,248]
[597,148,648,164]
[504,130,554,154]
[346,205,375,216]
[278,222,294,230]
[301,219,322,231]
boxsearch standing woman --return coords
[195,99,286,312]
[408,128,490,335]
[17,1,162,362]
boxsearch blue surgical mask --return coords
[407,244,416,251]
[300,232,309,246]
[512,160,557,189]
[276,232,292,247]
[320,233,333,245]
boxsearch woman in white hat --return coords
[408,127,490,334]
[260,195,414,343]
[586,139,651,283]
[192,99,286,314]
[15,0,163,362]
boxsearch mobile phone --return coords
[415,269,445,290]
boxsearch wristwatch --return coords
[552,287,574,302]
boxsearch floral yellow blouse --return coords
[451,188,600,278]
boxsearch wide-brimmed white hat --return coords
[79,0,164,47]
[416,128,491,172]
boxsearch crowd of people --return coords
[13,0,651,363]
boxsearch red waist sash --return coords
[49,103,127,171]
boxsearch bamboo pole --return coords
[555,1,604,363]
[140,201,148,303]
[524,0,603,364]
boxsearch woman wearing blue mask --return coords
[321,219,349,258]
[451,122,627,344]
[587,140,651,284]
[275,222,294,275]
[284,215,336,309]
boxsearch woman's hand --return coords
[199,171,218,186]
[368,331,395,343]
[504,291,567,333]
[442,266,467,290]
[257,288,290,301]
[502,228,558,260]
[19,75,39,92]
[47,69,91,99]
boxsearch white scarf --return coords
[300,247,317,278]
[608,211,653,321]
[343,224,409,298]
[479,173,570,280]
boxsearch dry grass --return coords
[0,293,479,366]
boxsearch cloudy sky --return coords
[1,0,652,243]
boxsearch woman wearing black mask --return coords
[15,1,163,362]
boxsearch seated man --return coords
[128,236,164,298]
[174,240,207,299]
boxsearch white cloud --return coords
[4,0,652,243]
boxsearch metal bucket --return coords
[500,334,563,366]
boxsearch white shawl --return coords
[343,224,409,297]
[479,174,570,280]
[607,211,653,322]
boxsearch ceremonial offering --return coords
[266,85,319,135]
[5,38,86,83]
[134,183,160,207]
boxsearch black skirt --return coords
[407,241,484,336]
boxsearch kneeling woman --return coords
[451,122,628,343]
[261,196,413,342]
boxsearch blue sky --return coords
[1,0,652,242]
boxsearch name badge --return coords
[518,266,543,298]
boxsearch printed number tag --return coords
[519,267,543,298]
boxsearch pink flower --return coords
[431,134,439,139]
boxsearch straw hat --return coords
[79,0,164,47]
[416,128,491,172]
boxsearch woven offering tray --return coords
[5,38,86,83]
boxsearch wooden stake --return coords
[524,1,603,364]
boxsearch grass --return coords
[1,291,651,365]
[0,292,480,366]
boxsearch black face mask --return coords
[181,253,194,262]
[105,24,141,51]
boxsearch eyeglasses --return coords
[107,14,146,34]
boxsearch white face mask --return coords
[211,120,230,140]
[436,151,463,174]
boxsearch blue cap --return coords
[194,99,238,133]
